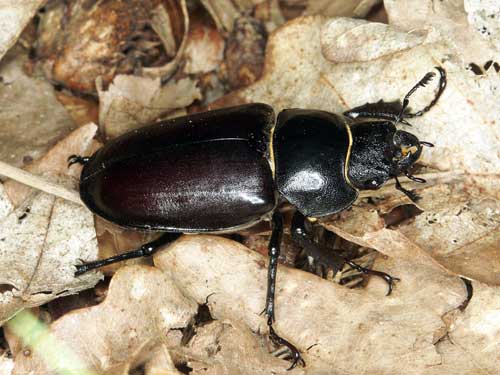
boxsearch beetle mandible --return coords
[69,67,446,369]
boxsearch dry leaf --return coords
[143,0,190,81]
[11,266,197,375]
[4,123,98,207]
[0,124,100,325]
[0,180,99,325]
[385,0,499,63]
[144,345,183,375]
[97,75,201,139]
[155,235,466,374]
[0,352,14,375]
[38,0,184,94]
[173,320,290,374]
[321,18,427,62]
[0,0,44,62]
[0,47,76,168]
[183,16,225,75]
[303,0,381,18]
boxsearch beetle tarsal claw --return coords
[345,260,400,296]
[67,154,90,168]
[268,320,305,370]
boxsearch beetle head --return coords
[386,130,422,176]
[347,123,432,199]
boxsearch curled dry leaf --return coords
[0,0,44,61]
[97,75,201,139]
[183,15,225,75]
[0,124,100,325]
[0,47,76,168]
[143,0,190,81]
[155,235,465,374]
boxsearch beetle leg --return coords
[395,176,421,202]
[265,211,305,370]
[291,211,399,296]
[74,232,181,275]
[342,260,400,296]
[291,211,345,273]
[67,154,90,167]
[404,172,426,184]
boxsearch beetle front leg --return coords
[67,154,90,167]
[265,210,304,370]
[75,232,181,275]
[291,211,399,296]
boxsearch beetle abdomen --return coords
[80,139,276,231]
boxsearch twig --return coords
[0,160,83,206]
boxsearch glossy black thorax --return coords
[272,109,358,217]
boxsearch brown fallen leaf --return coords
[37,0,185,94]
[183,15,225,75]
[155,235,466,374]
[0,0,44,61]
[10,266,197,375]
[144,344,183,375]
[0,352,14,375]
[0,47,76,168]
[97,75,201,139]
[302,0,382,18]
[0,124,100,325]
[172,320,292,375]
[385,0,499,63]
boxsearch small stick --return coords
[0,160,83,206]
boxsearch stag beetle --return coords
[69,67,446,369]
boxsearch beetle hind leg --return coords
[291,211,399,296]
[74,232,181,275]
[265,211,305,370]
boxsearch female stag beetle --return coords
[69,67,446,369]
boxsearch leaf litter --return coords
[0,0,498,374]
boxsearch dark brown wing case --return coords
[80,104,277,232]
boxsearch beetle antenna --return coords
[405,171,426,183]
[420,141,434,147]
[395,67,446,124]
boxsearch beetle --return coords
[69,67,446,369]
